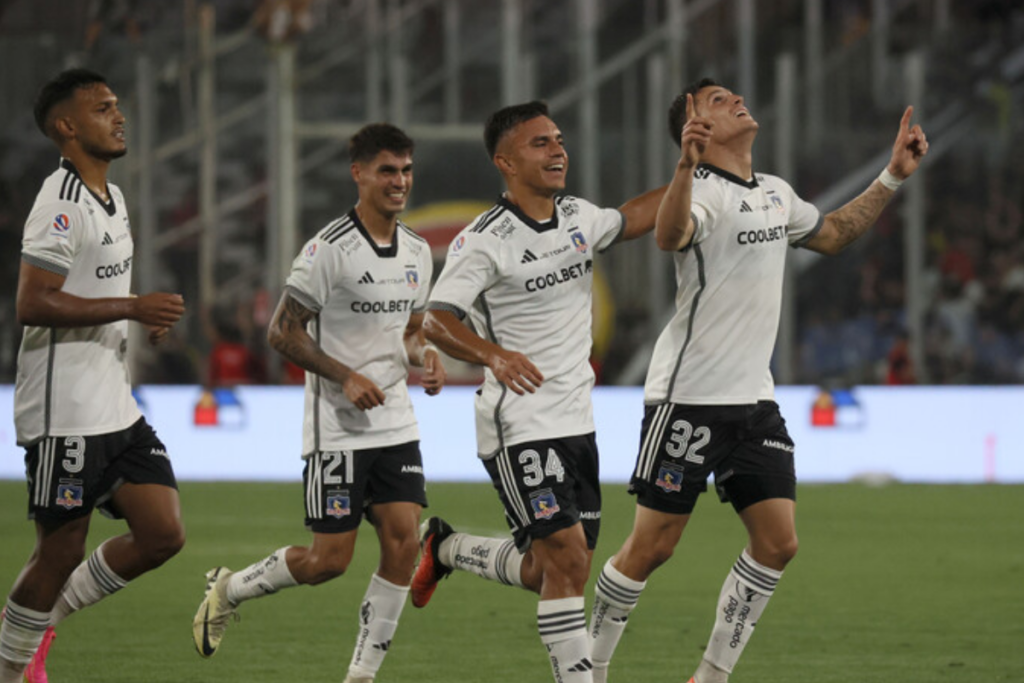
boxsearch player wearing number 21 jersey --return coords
[191,124,445,683]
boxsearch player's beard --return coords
[82,138,128,162]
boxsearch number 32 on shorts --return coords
[519,449,565,486]
[666,420,710,464]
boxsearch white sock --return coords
[590,559,646,682]
[50,543,128,626]
[538,597,593,682]
[348,573,409,679]
[226,547,298,606]
[700,550,782,678]
[0,600,49,682]
[438,534,525,589]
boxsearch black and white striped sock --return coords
[590,559,646,682]
[50,542,127,626]
[538,597,593,682]
[0,599,49,678]
[701,550,783,677]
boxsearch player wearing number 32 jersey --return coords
[590,78,929,683]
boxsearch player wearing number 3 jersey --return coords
[410,101,667,683]
[589,79,928,683]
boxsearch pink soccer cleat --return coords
[22,626,55,683]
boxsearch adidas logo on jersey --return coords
[521,250,538,264]
[358,272,375,284]
[739,201,753,213]
[101,232,114,245]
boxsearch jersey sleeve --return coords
[412,246,433,314]
[428,231,500,316]
[21,201,85,277]
[588,203,626,253]
[284,237,336,313]
[689,179,726,245]
[778,179,824,247]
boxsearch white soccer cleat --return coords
[192,567,238,658]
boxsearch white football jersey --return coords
[429,195,624,458]
[15,159,141,446]
[645,164,823,405]
[285,209,432,454]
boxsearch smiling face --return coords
[495,115,568,197]
[352,149,414,220]
[693,84,759,145]
[55,83,127,161]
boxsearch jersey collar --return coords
[498,195,559,233]
[698,162,759,189]
[348,208,398,258]
[60,158,117,216]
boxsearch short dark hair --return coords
[348,123,414,164]
[668,77,721,148]
[34,69,109,138]
[484,101,550,158]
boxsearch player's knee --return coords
[543,543,590,591]
[305,550,351,585]
[140,522,186,568]
[754,535,798,569]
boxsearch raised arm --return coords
[403,312,446,396]
[804,106,929,256]
[16,261,184,329]
[655,93,711,252]
[267,290,385,410]
[617,185,669,241]
[423,308,543,395]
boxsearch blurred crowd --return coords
[1,0,1022,388]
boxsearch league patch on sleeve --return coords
[51,213,72,238]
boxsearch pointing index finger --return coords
[900,106,914,132]
[686,93,695,121]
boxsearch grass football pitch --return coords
[1,480,1021,682]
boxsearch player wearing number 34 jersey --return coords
[411,101,667,683]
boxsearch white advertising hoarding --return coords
[0,385,1020,483]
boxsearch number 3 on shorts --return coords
[519,448,565,487]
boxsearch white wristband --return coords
[877,168,904,191]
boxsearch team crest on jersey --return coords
[326,491,351,518]
[51,213,71,236]
[56,481,84,509]
[530,489,560,520]
[571,231,588,254]
[655,465,684,493]
[771,195,785,214]
[405,269,419,289]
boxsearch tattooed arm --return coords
[267,291,385,410]
[804,106,929,256]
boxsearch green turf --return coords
[1,480,1022,682]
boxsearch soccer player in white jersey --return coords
[410,101,666,683]
[588,79,929,683]
[192,123,445,683]
[0,69,187,683]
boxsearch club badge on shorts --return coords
[326,491,351,518]
[56,480,84,509]
[530,489,560,520]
